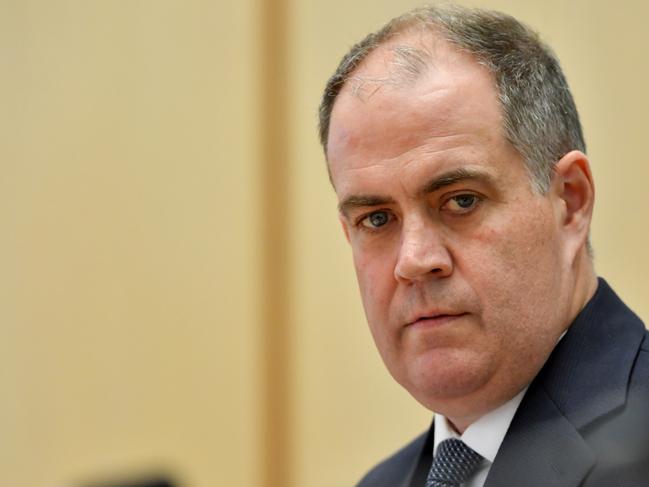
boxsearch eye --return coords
[360,210,391,229]
[443,194,481,213]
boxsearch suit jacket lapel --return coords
[403,419,435,487]
[411,399,597,487]
[484,385,595,486]
[537,278,645,430]
[486,278,645,486]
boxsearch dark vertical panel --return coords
[259,0,292,485]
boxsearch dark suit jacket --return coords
[357,278,649,486]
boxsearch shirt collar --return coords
[432,331,567,462]
[433,386,528,463]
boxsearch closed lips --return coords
[408,312,468,326]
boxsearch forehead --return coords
[327,32,512,192]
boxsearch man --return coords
[318,5,649,487]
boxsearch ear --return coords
[551,150,595,255]
[339,214,351,244]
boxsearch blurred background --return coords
[1,0,648,486]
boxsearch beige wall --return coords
[1,1,262,486]
[1,1,648,486]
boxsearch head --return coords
[320,6,597,430]
[320,5,586,193]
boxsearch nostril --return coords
[394,232,453,282]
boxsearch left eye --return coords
[360,210,391,229]
[444,194,480,212]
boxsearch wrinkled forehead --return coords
[327,33,503,177]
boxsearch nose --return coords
[394,217,453,283]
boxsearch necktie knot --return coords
[425,438,483,487]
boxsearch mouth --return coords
[407,312,468,328]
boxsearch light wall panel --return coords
[0,1,262,486]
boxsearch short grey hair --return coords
[318,5,586,193]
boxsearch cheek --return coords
[351,243,401,359]
[353,249,396,316]
[462,206,563,341]
[469,198,559,270]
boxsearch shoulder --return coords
[582,328,649,484]
[356,431,428,487]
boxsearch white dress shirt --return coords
[432,387,528,487]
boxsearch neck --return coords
[565,251,598,333]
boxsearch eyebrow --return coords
[419,167,495,195]
[338,167,495,217]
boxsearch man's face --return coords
[327,37,577,422]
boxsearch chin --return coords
[397,348,495,408]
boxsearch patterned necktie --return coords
[425,438,484,487]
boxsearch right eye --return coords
[360,210,391,229]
